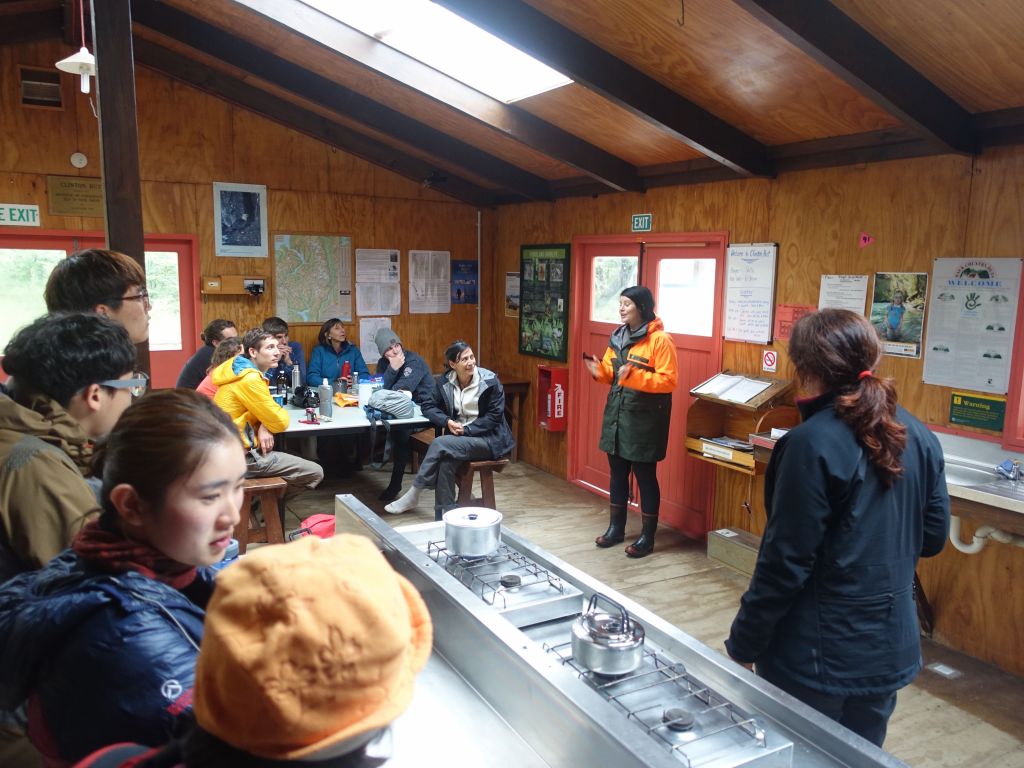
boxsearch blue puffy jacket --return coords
[307,341,369,388]
[0,551,214,764]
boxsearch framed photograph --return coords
[213,182,268,257]
[519,243,570,361]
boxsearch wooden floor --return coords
[287,461,1024,768]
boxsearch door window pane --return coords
[0,249,67,349]
[145,251,182,351]
[658,258,716,336]
[591,256,638,323]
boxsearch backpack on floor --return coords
[288,513,335,540]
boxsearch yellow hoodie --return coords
[212,356,289,449]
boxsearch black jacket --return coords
[422,367,515,460]
[376,350,434,405]
[726,392,949,695]
[175,345,213,389]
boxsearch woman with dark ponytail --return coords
[726,309,950,747]
[0,390,246,766]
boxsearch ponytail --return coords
[789,310,907,487]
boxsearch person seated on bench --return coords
[385,340,514,520]
[0,390,247,766]
[373,327,434,502]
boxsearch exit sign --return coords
[0,203,40,226]
[631,213,652,232]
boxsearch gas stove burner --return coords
[499,573,522,589]
[662,707,696,732]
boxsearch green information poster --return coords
[519,243,570,361]
[949,391,1006,431]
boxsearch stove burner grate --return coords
[426,540,568,609]
[543,641,767,766]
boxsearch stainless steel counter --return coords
[336,494,908,768]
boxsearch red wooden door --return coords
[568,232,727,540]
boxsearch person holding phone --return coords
[583,286,678,558]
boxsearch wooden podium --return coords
[684,373,798,476]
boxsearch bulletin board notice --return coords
[724,243,778,344]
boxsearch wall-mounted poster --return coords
[452,260,478,304]
[519,244,569,361]
[274,234,352,322]
[870,272,929,358]
[923,258,1022,394]
[505,272,520,318]
[213,182,267,257]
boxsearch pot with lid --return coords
[443,507,502,558]
[571,593,645,676]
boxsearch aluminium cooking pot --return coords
[443,507,502,557]
[571,593,645,676]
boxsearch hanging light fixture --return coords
[55,0,96,94]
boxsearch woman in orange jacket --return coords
[584,286,678,557]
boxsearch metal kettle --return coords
[571,593,645,675]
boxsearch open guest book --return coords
[692,373,772,404]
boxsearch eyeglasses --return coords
[112,289,151,306]
[98,371,150,398]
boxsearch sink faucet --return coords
[995,460,1022,481]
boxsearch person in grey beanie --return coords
[374,328,435,501]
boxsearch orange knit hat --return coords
[193,534,432,760]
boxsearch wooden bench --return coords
[410,430,509,508]
[235,476,287,554]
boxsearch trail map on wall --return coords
[274,234,352,322]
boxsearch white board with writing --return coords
[724,243,778,343]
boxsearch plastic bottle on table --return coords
[319,378,333,418]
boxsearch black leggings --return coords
[608,454,660,516]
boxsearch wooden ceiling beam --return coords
[434,0,772,178]
[130,0,551,202]
[132,39,506,208]
[232,0,643,193]
[733,0,976,154]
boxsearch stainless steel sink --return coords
[944,461,997,488]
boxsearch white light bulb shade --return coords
[56,46,96,74]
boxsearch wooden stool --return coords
[236,477,288,554]
[456,459,509,509]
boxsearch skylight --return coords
[301,0,572,103]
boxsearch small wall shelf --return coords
[684,373,797,476]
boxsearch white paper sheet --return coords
[356,283,401,315]
[409,249,451,314]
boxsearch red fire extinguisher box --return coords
[537,365,568,431]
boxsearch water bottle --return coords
[318,378,333,418]
[351,371,359,391]
[291,365,301,392]
[341,360,351,383]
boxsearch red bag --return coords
[289,513,335,540]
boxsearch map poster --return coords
[274,234,353,323]
[519,244,569,362]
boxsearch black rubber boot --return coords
[595,504,627,548]
[625,513,658,558]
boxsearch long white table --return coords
[280,404,431,460]
[281,403,429,436]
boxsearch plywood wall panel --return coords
[230,110,331,192]
[136,69,234,184]
[0,41,84,175]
